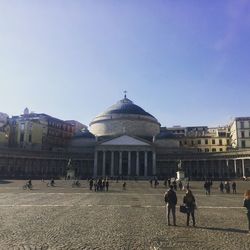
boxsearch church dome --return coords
[89,95,160,138]
[102,97,155,118]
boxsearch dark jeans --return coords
[187,212,195,226]
[166,204,176,225]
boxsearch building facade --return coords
[230,117,250,149]
[0,97,250,179]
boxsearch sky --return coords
[1,0,250,128]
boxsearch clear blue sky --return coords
[1,0,250,127]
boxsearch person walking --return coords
[164,185,177,226]
[105,180,109,191]
[219,181,224,193]
[243,190,250,233]
[183,189,196,227]
[232,182,236,194]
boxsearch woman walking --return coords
[243,190,250,233]
[183,189,196,227]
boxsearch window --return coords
[205,139,208,144]
[212,139,215,144]
[197,148,202,152]
[191,140,194,146]
[205,148,209,152]
[240,121,244,129]
[242,140,246,148]
[219,148,223,152]
[212,148,216,152]
[241,131,245,138]
[184,141,187,145]
[219,139,222,145]
[227,139,230,145]
[29,134,32,143]
[179,141,182,146]
[198,140,201,144]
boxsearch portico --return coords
[93,135,156,178]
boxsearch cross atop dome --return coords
[123,90,127,98]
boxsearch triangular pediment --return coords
[100,135,150,146]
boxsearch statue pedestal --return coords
[176,171,185,181]
[66,169,75,180]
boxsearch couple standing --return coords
[164,185,196,226]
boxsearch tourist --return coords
[173,180,177,191]
[94,180,97,192]
[225,181,230,193]
[204,181,211,195]
[154,179,158,188]
[243,190,250,233]
[164,185,177,226]
[183,189,196,227]
[219,181,224,193]
[105,180,109,191]
[50,178,55,187]
[167,178,171,187]
[178,181,183,191]
[122,182,126,190]
[232,182,236,194]
[89,179,94,190]
[149,179,153,187]
[27,179,32,189]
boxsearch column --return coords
[136,151,139,176]
[94,151,98,177]
[203,160,206,177]
[242,159,245,178]
[128,151,131,176]
[217,160,223,178]
[234,159,237,176]
[196,160,199,178]
[102,151,106,177]
[144,151,148,177]
[119,151,122,175]
[111,151,114,177]
[226,159,230,178]
[152,152,156,176]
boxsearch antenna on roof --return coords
[123,90,127,98]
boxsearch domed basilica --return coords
[68,94,250,180]
[72,94,165,178]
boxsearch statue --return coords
[176,160,185,181]
[66,158,75,180]
[66,158,72,170]
[177,160,182,170]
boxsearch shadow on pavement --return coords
[195,226,248,234]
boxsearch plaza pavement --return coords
[0,179,249,250]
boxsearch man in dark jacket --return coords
[164,185,177,226]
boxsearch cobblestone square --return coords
[0,180,249,249]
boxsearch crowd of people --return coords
[164,180,250,232]
[23,176,250,232]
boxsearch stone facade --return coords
[1,98,250,179]
[230,117,250,149]
[90,115,160,138]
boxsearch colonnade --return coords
[93,150,156,177]
[158,158,250,179]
